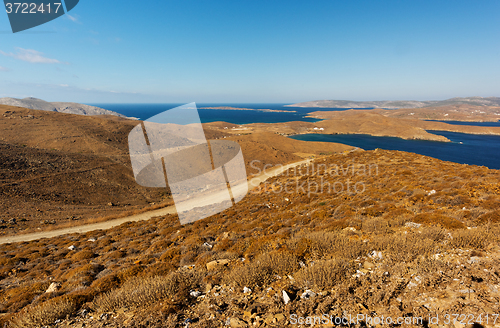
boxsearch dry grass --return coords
[294,259,352,290]
[450,228,490,249]
[93,268,203,312]
[10,296,77,328]
[227,251,299,287]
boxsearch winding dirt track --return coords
[0,159,311,245]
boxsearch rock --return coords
[206,259,230,270]
[189,290,202,297]
[229,317,246,327]
[282,290,291,304]
[300,290,316,299]
[369,250,383,259]
[88,238,96,242]
[363,261,375,270]
[45,282,60,293]
[405,222,422,228]
[275,313,285,322]
[243,286,252,294]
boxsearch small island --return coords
[199,106,296,113]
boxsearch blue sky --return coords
[0,0,499,103]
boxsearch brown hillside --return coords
[0,149,499,327]
[0,106,350,235]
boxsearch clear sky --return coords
[0,0,499,103]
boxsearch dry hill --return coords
[0,149,499,327]
[0,106,351,235]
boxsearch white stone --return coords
[300,290,316,299]
[282,290,291,304]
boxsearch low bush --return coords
[93,268,203,312]
[10,295,77,328]
[294,259,351,290]
[450,228,489,249]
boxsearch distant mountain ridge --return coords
[0,97,126,117]
[287,96,500,109]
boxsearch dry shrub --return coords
[294,259,351,290]
[63,263,103,289]
[3,282,51,313]
[378,232,436,262]
[140,262,176,277]
[10,295,77,328]
[90,274,121,293]
[361,205,387,217]
[420,226,447,242]
[227,251,299,288]
[71,250,96,261]
[476,210,500,224]
[288,231,366,260]
[450,228,490,249]
[102,250,126,260]
[159,247,181,262]
[361,217,389,233]
[480,197,500,210]
[93,268,203,312]
[413,213,465,229]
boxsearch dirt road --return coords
[0,158,311,245]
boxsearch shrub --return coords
[71,250,96,261]
[450,229,489,249]
[93,268,203,312]
[361,217,389,233]
[476,210,500,224]
[379,232,436,262]
[294,259,351,290]
[90,274,121,293]
[413,213,466,229]
[420,226,447,242]
[227,251,299,288]
[10,296,77,328]
[288,231,366,261]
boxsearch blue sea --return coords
[424,120,500,127]
[90,103,372,124]
[291,131,500,170]
[91,103,500,170]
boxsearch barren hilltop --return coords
[0,97,125,117]
[288,96,500,109]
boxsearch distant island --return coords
[199,106,296,113]
[287,96,500,109]
[0,97,125,117]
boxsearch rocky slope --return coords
[0,149,499,327]
[0,97,125,117]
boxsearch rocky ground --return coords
[1,149,499,327]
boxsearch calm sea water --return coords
[90,103,500,169]
[425,120,500,127]
[290,131,500,170]
[89,103,373,124]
